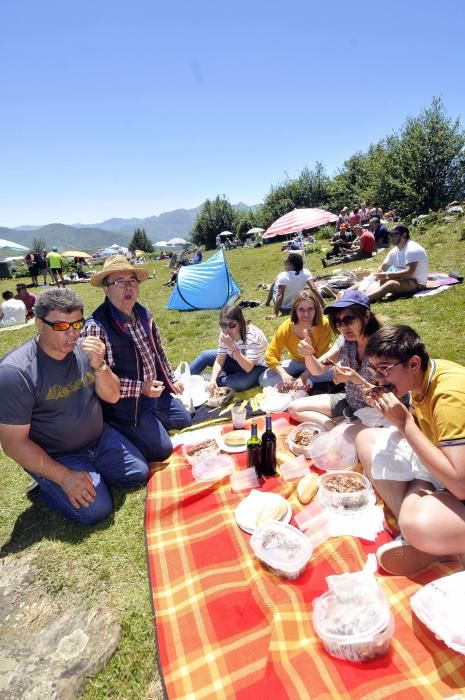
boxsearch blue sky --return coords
[1,0,464,227]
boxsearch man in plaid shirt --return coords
[83,256,191,462]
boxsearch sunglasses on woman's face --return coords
[334,313,357,327]
[220,321,238,330]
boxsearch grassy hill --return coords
[0,214,464,698]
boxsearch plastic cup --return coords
[231,405,246,429]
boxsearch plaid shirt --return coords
[83,313,175,398]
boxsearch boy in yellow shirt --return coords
[356,325,465,576]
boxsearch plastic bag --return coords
[259,386,307,413]
[308,423,357,470]
[357,274,380,296]
[174,362,208,408]
[411,571,465,655]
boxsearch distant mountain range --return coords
[4,202,254,252]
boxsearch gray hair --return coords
[34,288,84,319]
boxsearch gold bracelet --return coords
[93,360,108,374]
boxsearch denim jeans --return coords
[109,391,191,463]
[190,349,266,391]
[259,360,334,387]
[30,424,149,525]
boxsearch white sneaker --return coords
[376,538,452,576]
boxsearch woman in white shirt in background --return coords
[0,291,27,327]
[189,305,268,391]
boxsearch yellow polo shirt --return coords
[265,317,332,369]
[411,359,465,447]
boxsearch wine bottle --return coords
[247,420,262,479]
[260,413,277,477]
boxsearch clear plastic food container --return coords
[250,521,313,580]
[287,423,321,458]
[192,455,235,482]
[313,589,394,661]
[317,471,374,513]
[230,467,261,492]
[182,437,221,466]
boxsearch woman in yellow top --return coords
[259,289,333,390]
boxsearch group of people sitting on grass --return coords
[1,231,463,581]
[188,286,465,579]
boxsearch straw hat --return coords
[90,255,148,287]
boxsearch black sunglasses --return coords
[334,313,357,327]
[40,317,85,332]
[220,321,238,329]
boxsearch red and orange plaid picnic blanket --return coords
[146,416,465,700]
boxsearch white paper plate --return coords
[235,490,292,534]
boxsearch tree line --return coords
[192,98,465,249]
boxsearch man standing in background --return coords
[46,247,65,288]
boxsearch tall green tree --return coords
[259,162,331,230]
[128,228,154,253]
[390,97,465,214]
[192,196,236,249]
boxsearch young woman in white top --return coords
[189,305,268,391]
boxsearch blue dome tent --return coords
[166,249,240,311]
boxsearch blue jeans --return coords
[190,349,266,391]
[30,424,149,525]
[108,391,191,463]
[259,360,334,387]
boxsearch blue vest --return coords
[89,299,175,426]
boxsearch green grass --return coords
[1,220,465,698]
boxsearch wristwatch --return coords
[93,360,108,374]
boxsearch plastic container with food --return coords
[250,521,313,580]
[192,454,235,483]
[286,423,321,458]
[207,386,234,407]
[308,424,357,471]
[317,471,374,513]
[312,589,394,662]
[182,437,221,466]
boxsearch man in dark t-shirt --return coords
[370,216,390,249]
[0,288,148,525]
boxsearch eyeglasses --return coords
[366,361,402,378]
[40,318,85,332]
[220,321,238,330]
[334,313,357,327]
[105,278,139,289]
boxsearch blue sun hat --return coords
[323,289,370,314]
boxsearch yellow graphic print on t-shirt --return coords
[45,370,95,401]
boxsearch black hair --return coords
[390,224,410,239]
[326,304,381,337]
[285,253,304,273]
[219,305,247,342]
[365,325,429,371]
[2,291,13,301]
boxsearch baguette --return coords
[297,472,318,505]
